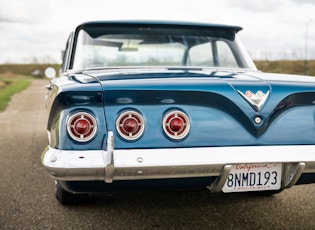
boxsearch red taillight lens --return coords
[163,110,190,140]
[67,112,97,142]
[123,118,138,133]
[75,119,89,134]
[169,117,183,132]
[116,111,144,141]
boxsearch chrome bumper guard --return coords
[41,132,315,192]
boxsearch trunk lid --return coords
[83,68,315,148]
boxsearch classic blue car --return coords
[42,21,315,205]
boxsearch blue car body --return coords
[42,21,315,204]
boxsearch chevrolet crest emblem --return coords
[238,90,269,111]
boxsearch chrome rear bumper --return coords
[41,132,315,192]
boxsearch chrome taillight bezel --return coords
[116,110,145,141]
[162,110,190,140]
[67,112,97,142]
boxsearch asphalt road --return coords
[0,79,314,229]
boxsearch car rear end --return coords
[41,21,315,204]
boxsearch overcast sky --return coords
[0,0,315,63]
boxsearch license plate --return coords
[222,163,282,193]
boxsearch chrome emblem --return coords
[238,90,269,111]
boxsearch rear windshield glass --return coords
[72,26,256,70]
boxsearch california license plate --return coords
[222,163,282,193]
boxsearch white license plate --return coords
[222,163,282,193]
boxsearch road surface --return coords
[0,80,314,229]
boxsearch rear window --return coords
[71,25,256,70]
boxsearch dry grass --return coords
[254,60,315,76]
[0,81,7,88]
[0,64,60,78]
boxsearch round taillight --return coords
[163,110,190,140]
[116,111,144,141]
[67,112,97,142]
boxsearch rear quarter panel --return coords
[46,74,107,150]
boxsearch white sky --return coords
[0,0,315,63]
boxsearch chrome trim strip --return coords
[41,145,107,181]
[207,165,232,193]
[41,144,315,187]
[105,131,115,183]
[113,146,315,170]
[283,162,306,188]
[113,164,223,180]
[47,130,51,146]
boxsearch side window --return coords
[61,33,73,72]
[187,42,214,66]
[187,40,239,68]
[216,41,238,68]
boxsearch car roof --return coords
[76,20,243,33]
[75,20,243,42]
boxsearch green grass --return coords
[0,74,32,111]
[0,64,57,112]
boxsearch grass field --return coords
[255,60,315,76]
[0,64,59,78]
[0,64,59,111]
[0,72,32,111]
